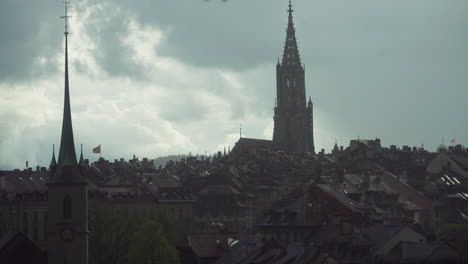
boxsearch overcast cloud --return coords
[1,0,467,169]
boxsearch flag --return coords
[92,145,101,154]
[451,138,456,144]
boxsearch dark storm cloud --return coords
[1,0,468,169]
[0,1,62,81]
[112,0,286,71]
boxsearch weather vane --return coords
[60,1,72,34]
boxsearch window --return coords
[23,212,28,236]
[63,196,72,219]
[43,212,48,238]
[33,211,38,241]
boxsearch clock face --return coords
[61,228,74,242]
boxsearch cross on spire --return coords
[282,0,301,67]
[60,1,71,35]
[288,0,293,18]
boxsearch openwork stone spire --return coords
[281,0,301,67]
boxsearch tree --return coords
[128,221,179,264]
[88,202,183,264]
[436,224,468,253]
[89,202,139,264]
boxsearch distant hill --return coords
[152,155,188,168]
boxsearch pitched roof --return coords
[232,138,273,153]
[198,184,240,196]
[315,184,365,213]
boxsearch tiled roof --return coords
[315,184,365,212]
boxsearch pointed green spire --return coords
[49,11,85,184]
[56,32,78,168]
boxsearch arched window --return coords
[63,195,72,219]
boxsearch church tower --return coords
[47,3,88,264]
[273,1,315,153]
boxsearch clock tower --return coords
[47,3,88,264]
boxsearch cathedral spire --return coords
[282,0,301,67]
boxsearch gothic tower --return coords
[273,1,315,153]
[47,4,88,264]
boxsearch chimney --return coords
[340,146,344,152]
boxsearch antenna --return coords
[60,1,72,35]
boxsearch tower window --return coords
[63,195,72,219]
[43,212,48,238]
[33,211,39,241]
[22,212,28,236]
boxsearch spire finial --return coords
[81,143,83,154]
[53,144,55,154]
[240,124,242,139]
[288,0,293,17]
[61,2,71,35]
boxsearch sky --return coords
[1,0,467,169]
